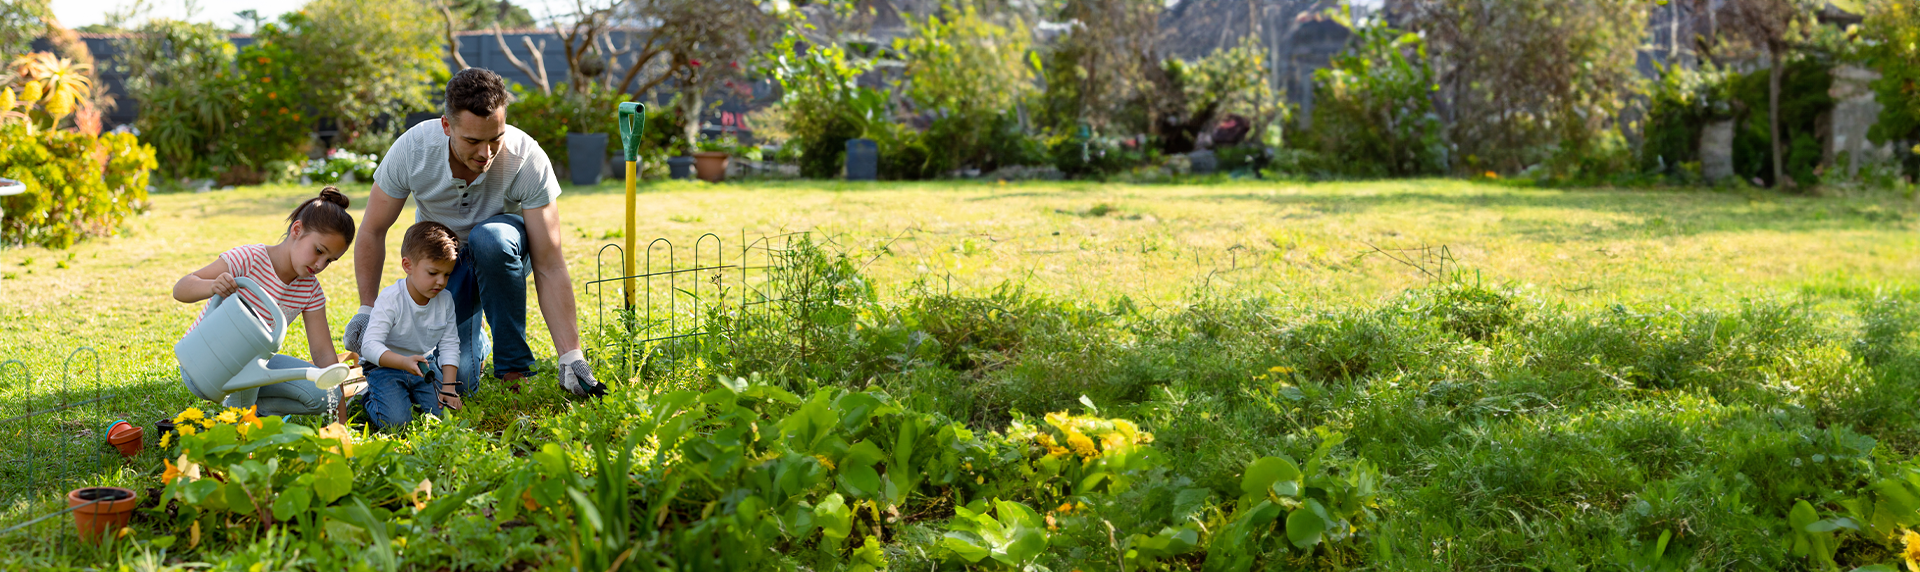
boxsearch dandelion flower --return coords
[175,407,204,423]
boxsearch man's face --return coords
[444,109,508,174]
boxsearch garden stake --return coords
[618,102,648,310]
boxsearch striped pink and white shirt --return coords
[190,244,327,331]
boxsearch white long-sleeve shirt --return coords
[362,279,460,372]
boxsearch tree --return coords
[263,0,446,147]
[1038,0,1166,136]
[1401,0,1646,175]
[0,0,48,61]
[1861,0,1920,175]
[604,0,780,151]
[1718,0,1821,188]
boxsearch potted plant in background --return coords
[693,138,732,182]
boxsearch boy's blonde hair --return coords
[401,221,459,263]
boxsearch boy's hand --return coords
[210,273,239,298]
[439,382,463,411]
[401,355,428,377]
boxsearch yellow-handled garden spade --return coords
[617,101,647,309]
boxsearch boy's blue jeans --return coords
[448,213,536,394]
[363,358,446,431]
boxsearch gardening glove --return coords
[342,306,372,355]
[557,349,607,398]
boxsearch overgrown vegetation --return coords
[15,200,1920,568]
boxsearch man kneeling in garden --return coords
[344,68,606,398]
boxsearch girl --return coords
[173,187,356,421]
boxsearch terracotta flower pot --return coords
[68,486,138,543]
[106,420,142,458]
[692,152,729,183]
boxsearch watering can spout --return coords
[216,361,352,394]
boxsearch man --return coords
[344,68,606,398]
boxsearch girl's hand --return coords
[211,273,239,298]
[401,355,428,377]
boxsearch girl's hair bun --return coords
[317,186,351,209]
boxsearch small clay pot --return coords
[106,420,143,458]
[692,151,729,183]
[67,486,138,543]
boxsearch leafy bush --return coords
[302,150,377,185]
[1411,0,1645,175]
[259,0,446,150]
[768,36,886,179]
[1641,62,1736,177]
[0,122,155,248]
[894,7,1038,174]
[117,20,308,183]
[1296,9,1444,178]
[1862,0,1920,180]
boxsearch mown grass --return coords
[2,179,1920,569]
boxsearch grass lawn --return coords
[3,178,1920,569]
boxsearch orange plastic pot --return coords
[67,487,138,543]
[692,152,729,183]
[106,420,142,458]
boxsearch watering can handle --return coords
[618,102,647,163]
[213,277,287,346]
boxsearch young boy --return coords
[360,221,462,431]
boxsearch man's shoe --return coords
[499,371,529,393]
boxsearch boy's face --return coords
[400,256,457,300]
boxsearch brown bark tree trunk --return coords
[1768,41,1784,188]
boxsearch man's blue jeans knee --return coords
[448,213,534,394]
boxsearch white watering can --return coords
[175,277,351,403]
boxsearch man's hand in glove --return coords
[557,350,607,398]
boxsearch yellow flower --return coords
[1903,529,1920,570]
[175,407,204,424]
[317,423,354,457]
[216,409,239,424]
[1056,503,1073,513]
[815,455,836,470]
[1044,411,1070,429]
[976,475,984,485]
[159,432,172,448]
[1066,431,1099,458]
[1267,366,1293,374]
[178,424,197,436]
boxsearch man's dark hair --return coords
[402,221,459,263]
[444,68,514,121]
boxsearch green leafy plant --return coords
[0,122,154,248]
[1297,6,1444,178]
[767,35,887,178]
[940,499,1052,570]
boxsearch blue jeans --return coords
[221,355,338,417]
[448,213,535,394]
[362,358,445,431]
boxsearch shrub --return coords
[895,7,1038,173]
[117,20,308,183]
[1862,1,1920,179]
[1641,62,1736,178]
[0,123,156,248]
[507,84,633,174]
[768,36,885,179]
[1297,8,1445,178]
[1410,0,1645,175]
